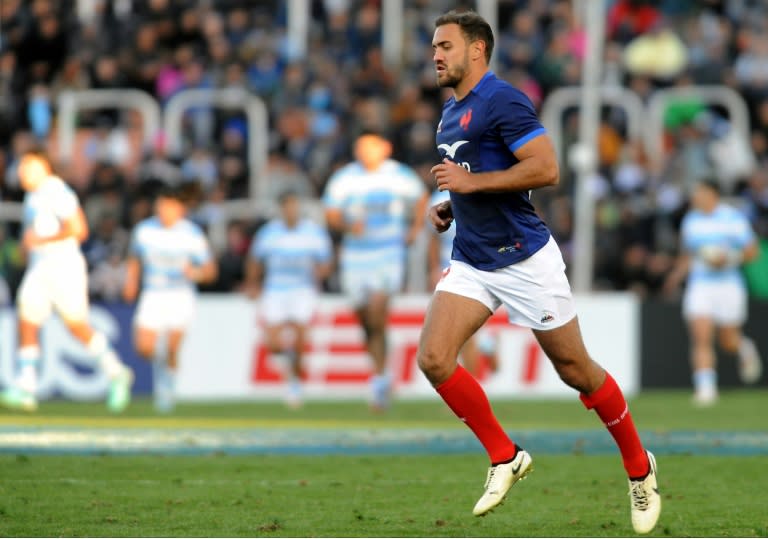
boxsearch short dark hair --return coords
[435,9,495,64]
[697,178,722,196]
[277,189,299,204]
[21,147,52,165]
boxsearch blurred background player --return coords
[323,131,428,411]
[244,190,332,408]
[0,150,133,413]
[427,188,498,377]
[665,180,763,406]
[123,184,217,413]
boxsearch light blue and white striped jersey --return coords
[249,218,332,293]
[130,216,212,291]
[681,203,755,285]
[323,159,425,271]
[429,189,455,270]
[23,176,80,262]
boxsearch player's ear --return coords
[471,40,485,62]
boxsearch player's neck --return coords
[453,68,490,101]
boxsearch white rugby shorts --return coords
[135,288,197,332]
[435,236,576,331]
[260,289,318,325]
[17,251,89,325]
[683,280,747,325]
[341,262,404,307]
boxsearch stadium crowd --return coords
[2,0,768,303]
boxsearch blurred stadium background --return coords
[0,0,767,536]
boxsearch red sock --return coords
[436,365,517,464]
[580,372,649,478]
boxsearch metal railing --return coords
[644,85,751,171]
[57,89,161,164]
[162,87,269,201]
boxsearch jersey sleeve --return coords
[734,213,756,249]
[129,226,144,258]
[395,165,426,202]
[313,226,333,263]
[322,170,349,209]
[51,181,80,220]
[680,215,695,252]
[190,228,212,265]
[488,87,547,153]
[249,226,268,261]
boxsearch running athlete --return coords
[123,185,217,412]
[245,190,332,408]
[323,131,428,411]
[665,180,762,405]
[418,11,661,533]
[0,150,133,413]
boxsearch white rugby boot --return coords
[472,449,533,516]
[629,451,661,534]
[738,337,763,385]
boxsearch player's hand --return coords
[243,283,261,300]
[183,263,202,282]
[122,283,138,304]
[22,229,43,251]
[428,200,454,233]
[348,220,365,237]
[431,159,474,194]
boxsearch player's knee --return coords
[417,345,453,384]
[135,340,154,360]
[552,357,590,392]
[719,333,740,354]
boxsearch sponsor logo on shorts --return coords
[540,311,555,324]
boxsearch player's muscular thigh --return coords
[418,292,491,385]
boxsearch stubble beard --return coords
[436,55,468,89]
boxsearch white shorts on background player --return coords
[17,250,89,324]
[341,261,404,307]
[261,289,318,325]
[683,280,746,325]
[135,289,196,332]
[436,235,576,331]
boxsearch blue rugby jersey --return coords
[249,218,332,293]
[435,71,551,270]
[130,216,211,291]
[681,203,755,287]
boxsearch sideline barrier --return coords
[176,293,639,400]
[0,293,639,401]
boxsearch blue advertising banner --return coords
[0,303,153,399]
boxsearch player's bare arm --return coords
[184,259,218,284]
[432,136,558,194]
[243,257,264,299]
[24,207,89,251]
[405,192,430,245]
[122,256,141,303]
[325,207,364,236]
[428,200,453,233]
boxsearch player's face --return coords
[354,135,391,170]
[18,155,50,192]
[281,195,300,225]
[432,23,470,88]
[691,184,718,213]
[156,196,185,226]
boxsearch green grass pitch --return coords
[0,390,766,537]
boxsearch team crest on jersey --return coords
[460,108,473,131]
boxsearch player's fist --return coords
[429,200,453,233]
[431,159,474,193]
